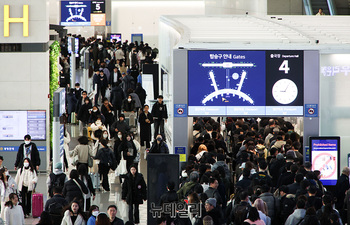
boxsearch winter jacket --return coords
[110,86,125,110]
[15,168,38,191]
[62,179,89,203]
[205,187,223,206]
[159,190,179,205]
[44,194,69,213]
[95,147,116,167]
[122,99,136,112]
[15,143,41,168]
[151,102,168,120]
[259,192,279,218]
[284,209,306,225]
[177,181,199,202]
[70,145,94,164]
[111,120,130,136]
[61,210,86,225]
[149,141,169,154]
[122,173,147,204]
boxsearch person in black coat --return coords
[110,85,125,118]
[135,83,146,107]
[15,134,41,170]
[122,95,136,113]
[151,95,168,140]
[101,98,115,127]
[119,133,137,171]
[149,134,169,154]
[88,105,105,124]
[111,114,130,137]
[138,105,153,149]
[44,186,68,214]
[95,139,116,191]
[73,83,84,100]
[78,164,96,209]
[75,91,90,116]
[93,69,109,105]
[114,132,124,168]
[235,168,252,191]
[122,164,147,224]
[77,97,92,125]
[62,169,88,204]
[67,89,77,123]
[159,181,178,205]
[335,167,350,210]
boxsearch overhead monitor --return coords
[91,1,105,13]
[310,136,340,186]
[188,50,304,116]
[61,1,91,26]
[132,34,143,43]
[91,13,106,26]
[110,33,122,43]
[0,111,46,140]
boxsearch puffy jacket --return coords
[62,179,88,203]
[95,147,115,166]
[285,209,306,225]
[259,192,279,218]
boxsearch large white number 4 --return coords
[279,60,290,74]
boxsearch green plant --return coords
[49,41,61,149]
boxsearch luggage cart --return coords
[124,111,138,134]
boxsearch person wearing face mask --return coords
[94,139,116,191]
[87,205,99,225]
[46,162,68,198]
[14,158,38,218]
[93,68,108,106]
[77,97,92,136]
[73,83,84,100]
[114,132,124,178]
[111,114,130,138]
[122,95,136,114]
[90,117,108,141]
[101,98,115,128]
[15,134,41,171]
[88,106,105,125]
[149,134,169,154]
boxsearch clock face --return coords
[272,79,298,104]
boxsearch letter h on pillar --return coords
[4,5,29,37]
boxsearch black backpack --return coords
[233,204,251,225]
[48,201,64,215]
[49,173,66,197]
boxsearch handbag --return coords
[87,146,93,168]
[72,154,79,166]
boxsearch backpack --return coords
[184,183,201,199]
[233,204,251,225]
[49,173,66,197]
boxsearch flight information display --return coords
[310,137,340,186]
[0,111,46,140]
[188,50,304,116]
[61,1,91,26]
[91,1,105,14]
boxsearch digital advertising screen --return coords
[91,1,105,13]
[61,1,91,26]
[110,33,122,43]
[310,137,340,186]
[188,50,304,116]
[0,111,46,140]
[91,13,106,26]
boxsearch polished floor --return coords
[23,123,149,225]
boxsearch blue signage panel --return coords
[0,146,46,151]
[174,104,187,117]
[188,50,304,116]
[310,137,340,186]
[175,147,186,154]
[61,1,91,26]
[305,104,318,117]
[305,146,310,162]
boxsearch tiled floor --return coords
[23,123,149,225]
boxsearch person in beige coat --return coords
[70,136,95,170]
[14,158,38,217]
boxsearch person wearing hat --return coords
[46,162,68,198]
[111,114,130,138]
[122,164,147,224]
[204,198,222,225]
[151,95,168,141]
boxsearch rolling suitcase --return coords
[32,193,43,218]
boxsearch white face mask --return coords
[103,134,108,139]
[92,211,99,217]
[5,171,9,176]
[93,109,98,113]
[76,87,79,90]
[118,135,122,139]
[24,141,31,145]
[128,98,132,102]
[23,163,29,168]
[96,121,102,125]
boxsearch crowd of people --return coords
[152,117,349,225]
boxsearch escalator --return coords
[303,0,337,15]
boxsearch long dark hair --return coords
[37,211,53,225]
[5,193,18,209]
[88,205,99,218]
[0,168,7,189]
[21,158,35,172]
[63,201,87,221]
[96,213,111,225]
